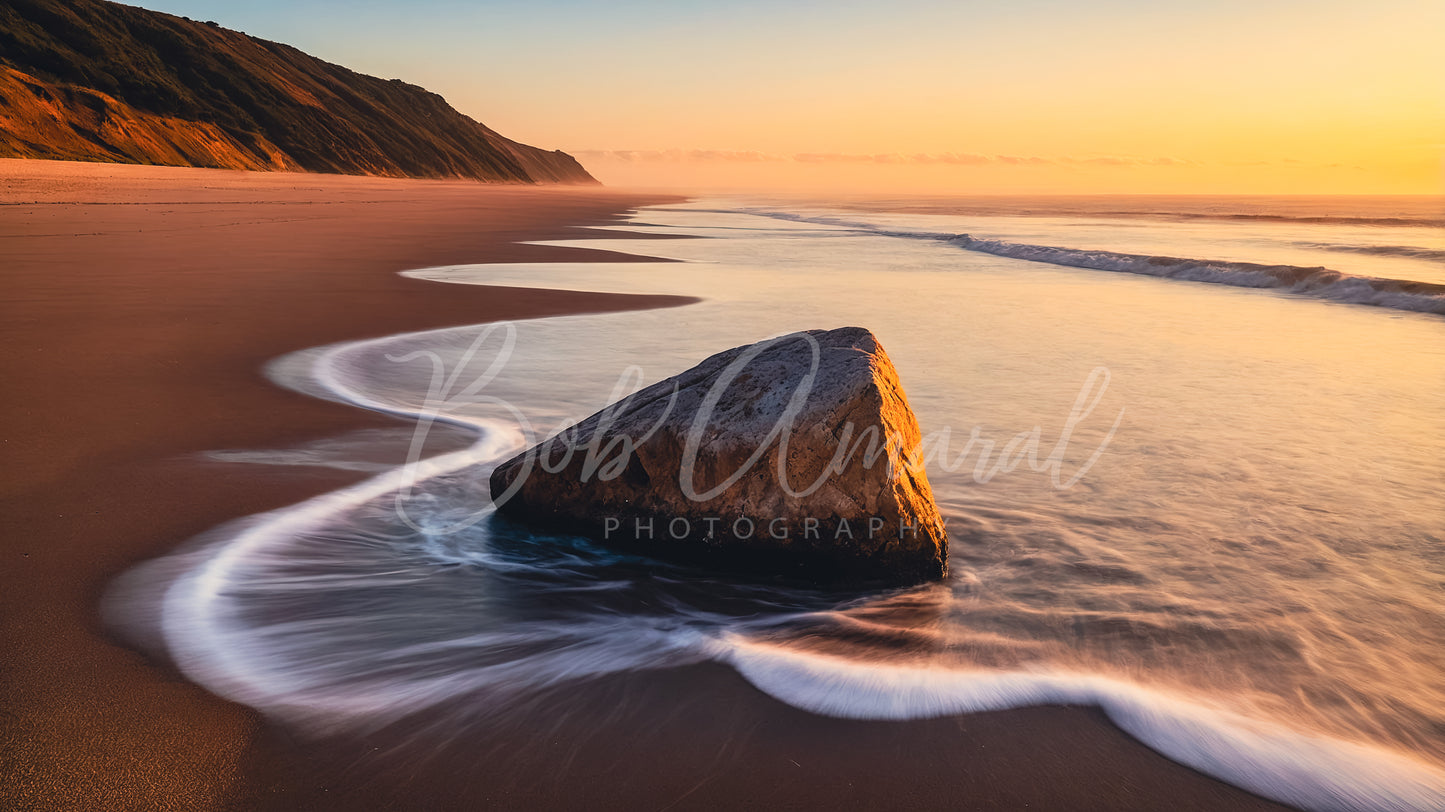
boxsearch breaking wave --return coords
[1140,212,1445,229]
[1293,242,1445,262]
[948,235,1445,314]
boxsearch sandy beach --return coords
[0,160,1291,811]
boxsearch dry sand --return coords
[0,159,1290,810]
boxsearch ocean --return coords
[110,195,1445,811]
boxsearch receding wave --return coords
[1293,241,1445,262]
[1055,211,1445,229]
[1153,212,1445,229]
[948,235,1445,314]
[104,307,1445,812]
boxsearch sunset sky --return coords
[141,0,1442,193]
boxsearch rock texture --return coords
[0,0,597,183]
[490,327,948,585]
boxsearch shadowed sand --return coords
[0,160,1290,811]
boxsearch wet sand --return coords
[0,159,1290,810]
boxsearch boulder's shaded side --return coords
[490,327,948,585]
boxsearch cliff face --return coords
[0,0,597,183]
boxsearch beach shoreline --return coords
[0,159,1290,810]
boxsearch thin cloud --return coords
[571,149,786,163]
[792,152,996,165]
[911,152,994,165]
[996,155,1055,166]
[1059,155,1198,167]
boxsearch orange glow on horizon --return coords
[546,1,1445,194]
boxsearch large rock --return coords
[489,327,948,585]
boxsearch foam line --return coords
[159,330,526,722]
[148,253,1445,809]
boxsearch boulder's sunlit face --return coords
[141,0,1444,193]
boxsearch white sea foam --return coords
[136,312,1445,810]
[158,331,518,723]
[146,327,717,734]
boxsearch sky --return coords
[138,0,1443,194]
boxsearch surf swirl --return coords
[103,310,1445,812]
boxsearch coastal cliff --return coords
[0,0,597,183]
